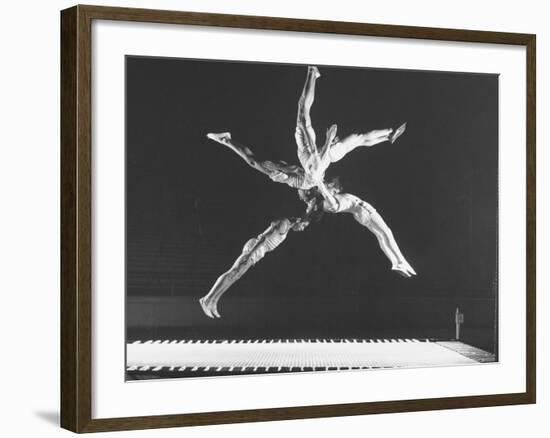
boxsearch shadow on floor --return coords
[34,410,59,427]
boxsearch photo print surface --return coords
[125,56,498,380]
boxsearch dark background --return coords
[126,56,498,353]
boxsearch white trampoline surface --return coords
[127,339,495,373]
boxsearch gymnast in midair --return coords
[294,67,414,277]
[294,66,406,192]
[200,65,414,318]
[303,179,416,279]
[199,180,414,319]
[205,132,318,190]
[199,215,311,319]
[199,185,327,319]
[205,66,406,193]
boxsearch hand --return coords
[292,219,309,232]
[269,171,289,182]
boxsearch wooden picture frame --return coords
[61,4,536,433]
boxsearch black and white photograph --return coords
[2,0,544,435]
[125,56,498,380]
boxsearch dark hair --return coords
[298,188,325,223]
[298,188,316,203]
[327,176,343,193]
[309,204,325,223]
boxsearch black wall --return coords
[126,56,498,352]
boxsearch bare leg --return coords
[206,132,300,186]
[200,249,257,319]
[207,132,269,175]
[199,218,304,318]
[318,123,339,170]
[352,197,416,277]
[328,123,406,163]
[295,66,321,172]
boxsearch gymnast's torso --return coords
[323,193,376,223]
[263,160,317,190]
[242,218,292,264]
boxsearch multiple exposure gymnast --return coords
[200,65,414,318]
[300,180,416,278]
[205,66,406,193]
[199,206,317,319]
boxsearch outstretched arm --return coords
[326,123,406,164]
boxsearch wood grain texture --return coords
[60,5,78,432]
[60,4,536,433]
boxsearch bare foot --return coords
[392,261,417,278]
[390,123,407,144]
[309,66,321,79]
[207,132,255,157]
[199,296,221,318]
[325,124,338,146]
[206,132,232,143]
[211,301,221,318]
[199,297,213,318]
